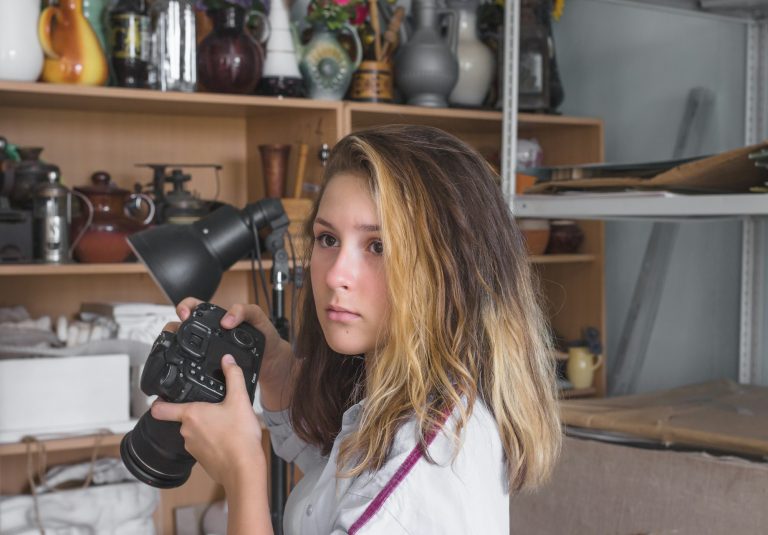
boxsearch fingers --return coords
[221,354,251,403]
[221,303,269,330]
[151,399,187,422]
[162,321,181,333]
[176,297,203,321]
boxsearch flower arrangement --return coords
[306,0,364,31]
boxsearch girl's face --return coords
[310,173,390,357]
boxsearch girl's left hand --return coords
[151,354,266,492]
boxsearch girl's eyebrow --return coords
[314,217,380,233]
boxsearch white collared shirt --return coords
[262,400,510,535]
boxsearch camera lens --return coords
[120,410,196,489]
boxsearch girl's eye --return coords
[316,233,338,248]
[369,240,384,255]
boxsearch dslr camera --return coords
[120,302,265,488]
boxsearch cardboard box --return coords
[560,379,768,457]
[0,354,130,442]
[510,381,768,534]
[525,141,768,194]
[510,436,768,535]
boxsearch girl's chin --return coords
[324,337,373,358]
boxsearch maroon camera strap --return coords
[348,408,452,534]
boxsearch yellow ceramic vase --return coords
[38,0,108,85]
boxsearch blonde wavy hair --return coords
[291,125,561,491]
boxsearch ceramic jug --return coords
[0,0,44,81]
[295,23,362,101]
[394,0,458,107]
[73,171,155,263]
[446,0,494,107]
[566,346,604,390]
[197,5,269,94]
[259,0,303,97]
[38,0,109,85]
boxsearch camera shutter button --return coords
[232,328,255,348]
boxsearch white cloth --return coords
[263,400,510,535]
[0,482,158,534]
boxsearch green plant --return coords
[306,0,363,31]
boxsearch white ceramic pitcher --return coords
[0,0,44,81]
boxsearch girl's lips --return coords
[327,306,361,322]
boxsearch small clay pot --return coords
[517,218,550,256]
[546,220,584,254]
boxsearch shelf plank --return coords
[0,259,269,276]
[518,113,603,128]
[529,254,596,264]
[0,418,267,456]
[559,387,597,399]
[513,193,768,219]
[0,80,342,118]
[0,432,125,456]
[0,254,593,276]
[347,101,502,122]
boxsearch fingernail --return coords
[179,308,189,320]
[223,314,236,326]
[222,354,235,365]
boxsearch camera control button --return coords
[232,328,255,348]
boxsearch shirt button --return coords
[306,505,313,516]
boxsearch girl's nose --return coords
[325,247,358,290]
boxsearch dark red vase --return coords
[197,6,263,94]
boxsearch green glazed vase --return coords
[297,23,362,101]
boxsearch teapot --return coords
[73,171,155,263]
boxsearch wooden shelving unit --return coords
[0,80,605,534]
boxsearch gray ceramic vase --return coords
[394,0,458,107]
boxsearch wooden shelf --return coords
[0,254,594,276]
[0,80,341,118]
[559,387,597,399]
[347,101,502,123]
[529,254,596,264]
[0,418,267,456]
[0,431,126,456]
[518,113,603,129]
[0,259,266,276]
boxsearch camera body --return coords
[141,302,264,404]
[121,302,265,488]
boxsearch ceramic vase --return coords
[82,0,110,56]
[38,0,109,85]
[259,144,291,198]
[297,23,362,101]
[0,0,44,82]
[197,6,266,94]
[258,0,303,96]
[394,0,458,107]
[447,0,494,107]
